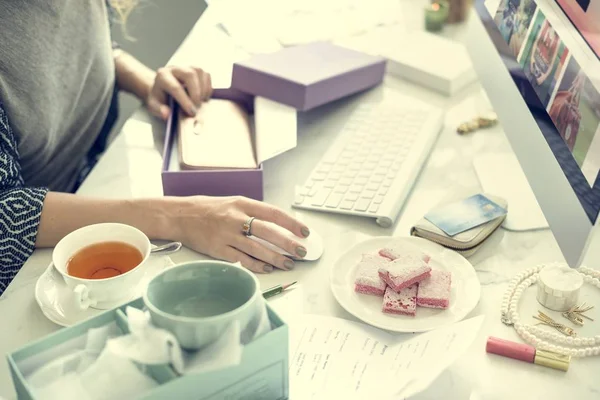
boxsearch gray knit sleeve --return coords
[0,101,48,297]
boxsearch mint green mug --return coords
[143,261,261,350]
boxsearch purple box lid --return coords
[231,42,386,111]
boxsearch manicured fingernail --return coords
[263,265,273,273]
[296,246,307,258]
[284,259,295,270]
[190,105,198,115]
[301,227,310,238]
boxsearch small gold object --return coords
[242,217,255,237]
[534,311,576,336]
[562,303,594,326]
[457,112,498,135]
[534,350,571,371]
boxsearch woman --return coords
[0,1,308,296]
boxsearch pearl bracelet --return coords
[501,263,600,358]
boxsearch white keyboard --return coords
[292,93,444,227]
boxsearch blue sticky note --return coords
[424,194,507,237]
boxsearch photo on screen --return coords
[548,57,600,166]
[493,0,538,56]
[554,0,600,59]
[518,13,569,107]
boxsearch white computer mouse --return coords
[249,224,323,261]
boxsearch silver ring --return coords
[242,217,255,237]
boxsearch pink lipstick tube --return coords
[486,337,570,371]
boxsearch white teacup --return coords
[53,223,151,310]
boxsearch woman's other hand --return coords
[146,66,213,121]
[167,196,311,274]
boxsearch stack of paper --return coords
[269,285,484,399]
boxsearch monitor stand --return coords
[473,153,549,231]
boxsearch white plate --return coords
[330,236,481,333]
[35,256,175,327]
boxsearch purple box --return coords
[231,42,386,111]
[161,89,265,201]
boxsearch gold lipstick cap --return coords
[534,350,571,371]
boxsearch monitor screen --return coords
[478,0,600,223]
[554,0,600,59]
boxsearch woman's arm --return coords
[0,103,49,295]
[113,49,155,105]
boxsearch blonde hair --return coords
[109,0,140,40]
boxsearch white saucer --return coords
[330,236,481,333]
[35,255,175,327]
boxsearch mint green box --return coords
[7,298,289,399]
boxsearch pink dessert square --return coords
[416,270,452,309]
[354,254,389,296]
[378,255,432,292]
[382,285,417,316]
[379,244,431,264]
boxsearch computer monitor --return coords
[467,0,600,267]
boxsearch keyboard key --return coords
[323,180,336,189]
[325,193,344,208]
[383,179,394,188]
[312,172,328,181]
[310,188,332,206]
[380,160,392,167]
[329,173,341,181]
[363,162,377,171]
[340,200,355,210]
[332,165,346,173]
[372,175,384,183]
[294,194,305,205]
[366,182,380,191]
[361,190,376,199]
[334,184,349,193]
[374,195,385,204]
[374,168,387,176]
[378,187,389,195]
[340,177,354,185]
[355,176,369,185]
[354,198,372,212]
[345,193,359,201]
[349,185,364,193]
[340,149,356,157]
[368,204,379,213]
[317,164,332,173]
[305,180,315,189]
[297,187,309,196]
[308,184,321,196]
[349,163,361,171]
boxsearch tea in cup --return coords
[53,223,151,310]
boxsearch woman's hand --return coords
[146,66,213,121]
[166,196,311,274]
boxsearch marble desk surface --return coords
[2,2,599,399]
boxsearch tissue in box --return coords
[7,298,289,400]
